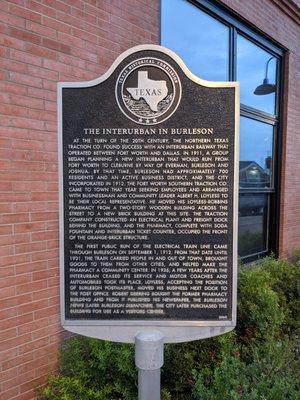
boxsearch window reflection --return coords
[238,194,268,257]
[161,1,280,260]
[239,117,273,188]
[237,35,277,114]
[161,0,229,81]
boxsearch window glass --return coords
[237,35,277,114]
[161,0,281,260]
[161,0,229,81]
[238,194,268,257]
[239,117,273,188]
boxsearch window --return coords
[239,118,274,189]
[161,0,229,80]
[161,0,283,262]
[237,35,277,114]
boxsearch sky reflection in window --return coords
[237,35,277,114]
[161,0,229,81]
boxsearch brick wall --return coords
[0,0,299,399]
[0,1,158,399]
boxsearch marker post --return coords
[58,44,239,400]
[135,331,164,400]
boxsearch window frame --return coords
[160,0,285,262]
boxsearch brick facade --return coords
[0,0,299,399]
[0,1,158,399]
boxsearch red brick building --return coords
[0,0,299,399]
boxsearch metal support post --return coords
[135,330,164,400]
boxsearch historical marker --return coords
[58,45,239,344]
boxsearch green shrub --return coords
[260,256,300,332]
[292,247,300,265]
[40,375,122,400]
[162,332,237,399]
[237,263,285,342]
[59,337,136,386]
[192,337,300,400]
[39,338,137,400]
[38,254,300,400]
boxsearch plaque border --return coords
[57,44,239,343]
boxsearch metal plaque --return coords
[58,45,239,343]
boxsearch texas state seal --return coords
[115,57,182,125]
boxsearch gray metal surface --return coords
[138,369,161,400]
[65,325,234,343]
[58,44,239,344]
[135,331,164,400]
[135,331,164,370]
